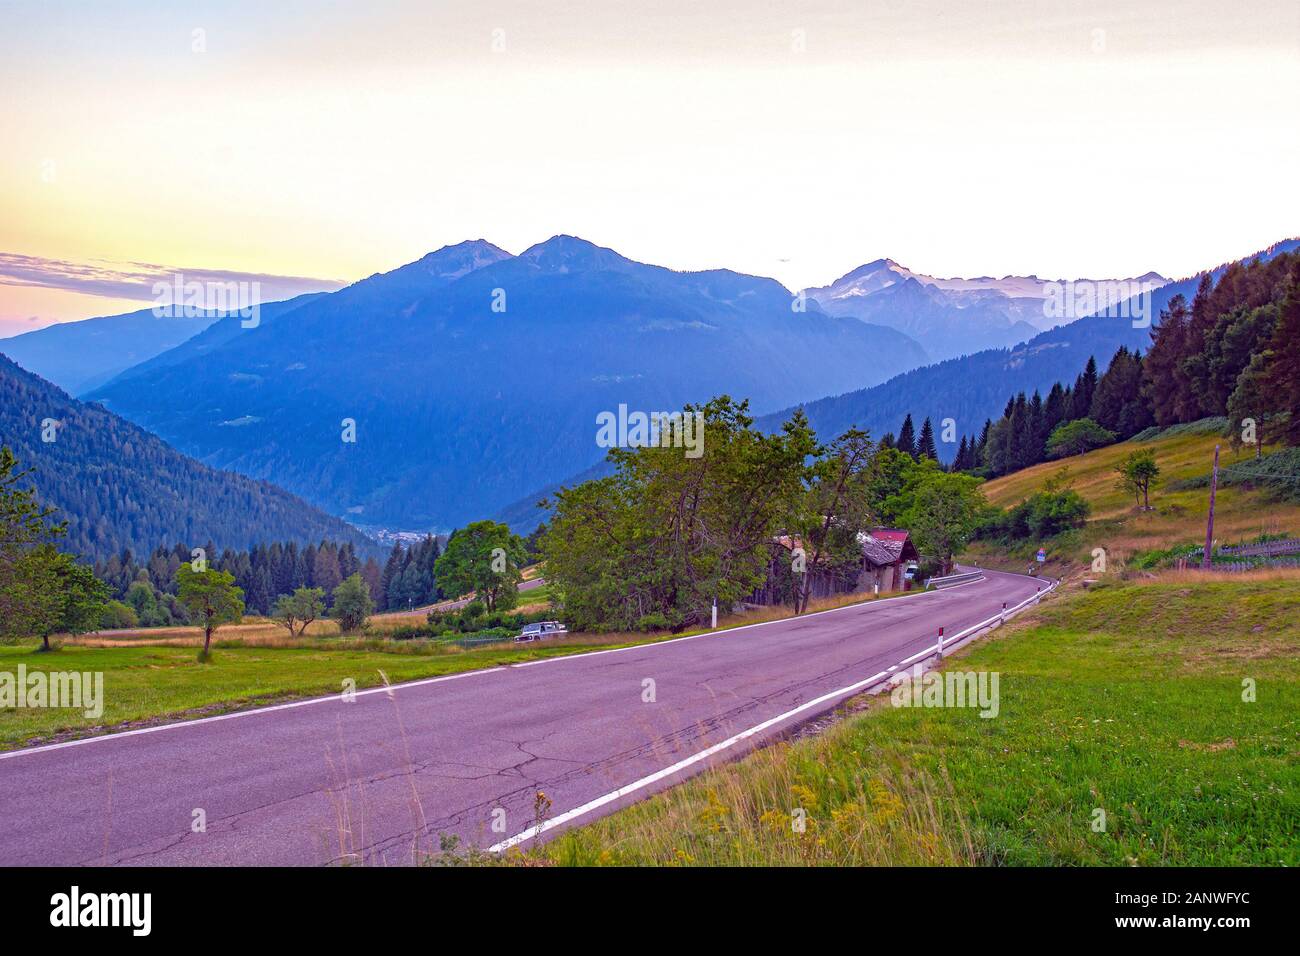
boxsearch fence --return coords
[1176,556,1300,573]
[1218,538,1300,558]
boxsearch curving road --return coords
[0,568,1049,866]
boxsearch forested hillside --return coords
[959,250,1300,477]
[0,354,376,562]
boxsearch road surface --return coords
[0,569,1047,866]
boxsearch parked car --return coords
[515,620,568,642]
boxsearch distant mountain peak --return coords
[414,239,513,279]
[519,235,632,273]
[353,239,512,293]
[825,258,912,295]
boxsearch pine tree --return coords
[249,564,274,615]
[379,543,403,612]
[896,414,917,460]
[976,419,991,464]
[1262,272,1300,444]
[1070,356,1098,420]
[1028,391,1046,464]
[312,544,342,599]
[916,417,938,460]
[1144,294,1195,426]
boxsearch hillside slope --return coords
[0,354,375,561]
[976,420,1300,573]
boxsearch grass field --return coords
[969,426,1300,576]
[534,572,1300,866]
[0,585,919,752]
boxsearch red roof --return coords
[871,529,910,542]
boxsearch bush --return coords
[100,600,139,629]
[634,612,670,632]
[331,573,374,633]
[426,605,555,634]
[979,488,1091,541]
[1046,418,1117,459]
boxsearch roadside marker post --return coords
[936,626,944,659]
[1203,443,1220,570]
[711,598,717,629]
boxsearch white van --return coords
[515,620,568,642]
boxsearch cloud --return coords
[0,252,348,304]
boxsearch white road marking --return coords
[0,570,1036,770]
[0,665,503,762]
[488,577,1056,853]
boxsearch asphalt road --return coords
[0,568,1047,866]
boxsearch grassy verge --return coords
[534,573,1300,866]
[0,585,922,752]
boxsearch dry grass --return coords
[543,734,977,867]
[1148,566,1300,586]
[62,581,920,651]
[972,430,1300,574]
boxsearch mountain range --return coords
[765,238,1300,460]
[79,237,927,531]
[5,234,1293,545]
[804,259,1169,363]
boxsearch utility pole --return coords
[1202,444,1220,571]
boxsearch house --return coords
[857,528,921,593]
[747,527,921,607]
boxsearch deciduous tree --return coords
[175,565,244,660]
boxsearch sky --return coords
[1,0,1297,337]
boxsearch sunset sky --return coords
[2,0,1297,337]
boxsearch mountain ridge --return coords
[86,235,929,530]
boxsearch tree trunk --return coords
[1143,485,1150,510]
[41,634,51,652]
[203,626,213,658]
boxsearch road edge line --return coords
[489,576,1057,853]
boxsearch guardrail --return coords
[891,576,1059,670]
[934,577,1058,659]
[924,570,984,589]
